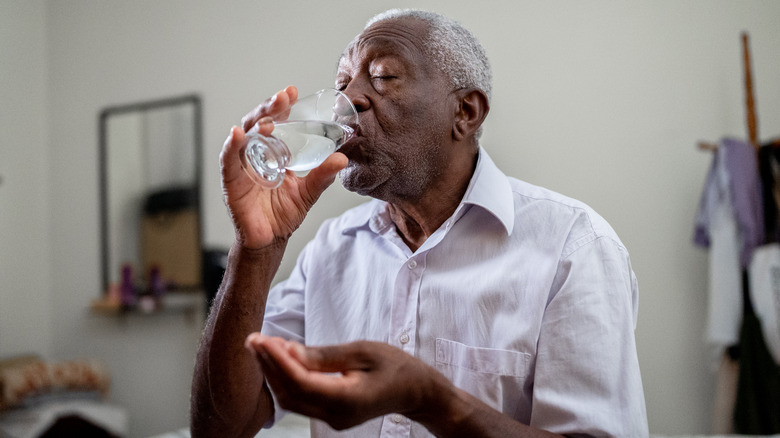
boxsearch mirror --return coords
[99,95,202,296]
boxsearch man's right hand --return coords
[220,86,348,249]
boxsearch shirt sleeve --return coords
[530,235,648,437]
[261,242,311,344]
[259,242,310,427]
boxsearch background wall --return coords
[1,0,52,359]
[2,1,780,436]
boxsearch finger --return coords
[246,334,307,377]
[253,116,274,137]
[284,85,298,105]
[295,340,378,374]
[241,87,297,133]
[219,126,247,183]
[251,340,338,421]
[244,332,266,352]
[254,340,288,382]
[260,336,315,380]
[241,94,281,133]
[247,334,357,389]
[270,86,298,125]
[302,152,349,196]
[263,337,361,393]
[256,337,362,420]
[313,152,349,178]
[281,85,298,119]
[246,336,303,392]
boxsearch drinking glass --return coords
[241,88,358,188]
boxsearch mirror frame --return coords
[98,94,203,294]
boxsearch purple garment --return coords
[694,138,764,267]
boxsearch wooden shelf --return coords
[90,290,204,319]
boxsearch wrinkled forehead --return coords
[338,18,431,70]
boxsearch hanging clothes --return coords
[733,271,780,434]
[747,244,780,365]
[749,141,780,365]
[702,138,764,266]
[694,137,765,362]
[738,201,780,435]
[696,138,780,434]
[758,143,780,243]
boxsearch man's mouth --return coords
[339,125,362,156]
[346,124,361,138]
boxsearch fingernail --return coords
[286,341,306,359]
[245,332,263,348]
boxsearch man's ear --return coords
[453,88,490,141]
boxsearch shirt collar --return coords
[341,147,515,236]
[461,147,515,235]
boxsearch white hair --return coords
[366,9,493,101]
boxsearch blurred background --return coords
[2,1,780,436]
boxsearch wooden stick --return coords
[698,141,718,152]
[742,32,758,150]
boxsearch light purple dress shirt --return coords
[262,148,648,437]
[694,137,764,268]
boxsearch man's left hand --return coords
[244,333,451,431]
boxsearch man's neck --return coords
[387,147,478,252]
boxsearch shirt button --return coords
[392,414,403,424]
[399,333,410,344]
[407,259,417,269]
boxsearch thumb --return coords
[220,126,247,182]
[300,152,348,199]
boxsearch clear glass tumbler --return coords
[241,88,358,188]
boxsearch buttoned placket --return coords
[393,254,422,355]
[375,204,464,436]
[378,249,426,436]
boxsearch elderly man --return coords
[191,9,647,438]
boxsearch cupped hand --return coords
[244,334,452,431]
[220,86,348,249]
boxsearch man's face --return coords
[335,18,456,201]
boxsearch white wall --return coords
[3,1,780,436]
[0,0,53,358]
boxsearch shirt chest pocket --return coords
[434,338,532,420]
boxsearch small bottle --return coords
[120,264,137,308]
[148,266,166,309]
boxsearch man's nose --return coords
[342,81,371,114]
[349,94,370,113]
